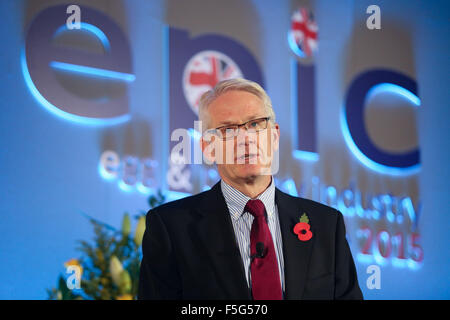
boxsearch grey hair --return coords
[198,78,276,132]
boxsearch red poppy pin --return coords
[293,213,313,241]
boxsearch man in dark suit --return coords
[138,78,363,300]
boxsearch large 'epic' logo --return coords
[24,4,420,177]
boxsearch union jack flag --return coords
[183,51,242,114]
[290,8,318,57]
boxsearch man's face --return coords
[201,90,280,184]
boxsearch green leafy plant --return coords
[47,191,166,300]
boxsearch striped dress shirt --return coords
[220,178,285,292]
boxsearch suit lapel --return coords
[195,182,251,299]
[276,188,314,300]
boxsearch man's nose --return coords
[236,127,258,147]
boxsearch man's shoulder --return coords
[147,186,216,217]
[275,187,341,220]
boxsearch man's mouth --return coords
[236,153,258,162]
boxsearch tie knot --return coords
[245,199,266,218]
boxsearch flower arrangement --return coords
[47,191,166,300]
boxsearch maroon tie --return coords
[245,199,282,300]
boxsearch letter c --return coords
[342,69,420,175]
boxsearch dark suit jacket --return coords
[138,181,363,300]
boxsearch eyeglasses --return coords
[205,117,271,140]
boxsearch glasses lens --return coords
[217,127,238,140]
[247,118,267,131]
[214,118,269,140]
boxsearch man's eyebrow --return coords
[217,120,235,126]
[217,115,265,126]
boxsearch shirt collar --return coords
[221,177,276,221]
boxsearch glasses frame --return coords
[205,116,272,140]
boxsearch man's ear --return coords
[200,135,216,165]
[271,123,280,152]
